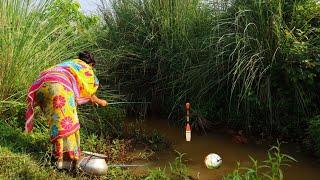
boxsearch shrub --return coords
[97,0,320,136]
[308,115,320,157]
[223,143,296,180]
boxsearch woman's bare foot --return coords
[56,159,73,170]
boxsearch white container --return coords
[79,151,109,176]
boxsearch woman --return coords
[25,51,107,169]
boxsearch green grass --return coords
[0,0,93,106]
[0,94,171,179]
[97,0,320,137]
[145,168,170,180]
[223,143,296,180]
[0,147,72,179]
[307,115,320,157]
[0,115,175,179]
[0,112,295,179]
[168,151,189,179]
[143,151,190,180]
[0,120,72,179]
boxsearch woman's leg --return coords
[53,130,81,170]
[37,82,81,170]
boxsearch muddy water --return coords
[133,117,320,180]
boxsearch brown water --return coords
[132,117,320,180]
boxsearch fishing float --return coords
[185,102,191,142]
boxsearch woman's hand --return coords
[99,99,108,107]
[91,94,108,107]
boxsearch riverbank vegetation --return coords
[224,143,296,180]
[97,0,320,154]
[0,0,319,179]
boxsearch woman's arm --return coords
[90,94,108,106]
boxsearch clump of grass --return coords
[147,130,170,152]
[145,168,170,180]
[105,166,139,180]
[307,115,320,157]
[0,120,48,154]
[123,121,171,152]
[144,151,189,180]
[79,104,126,137]
[0,120,73,179]
[98,0,320,137]
[81,134,109,154]
[0,0,93,107]
[223,143,296,180]
[97,0,216,115]
[168,151,190,179]
[0,147,72,179]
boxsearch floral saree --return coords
[25,59,99,160]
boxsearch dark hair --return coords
[78,51,95,66]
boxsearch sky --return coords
[77,0,102,14]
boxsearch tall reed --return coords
[98,0,320,133]
[0,0,89,104]
[98,0,216,114]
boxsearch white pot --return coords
[79,152,109,176]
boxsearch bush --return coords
[145,168,170,180]
[308,115,320,157]
[97,0,320,137]
[0,121,48,154]
[144,151,189,180]
[223,143,296,180]
[0,147,71,179]
[168,151,190,179]
[0,0,98,112]
[79,104,126,137]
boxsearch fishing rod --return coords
[108,164,146,167]
[108,102,151,105]
[81,151,147,172]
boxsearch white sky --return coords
[77,0,102,14]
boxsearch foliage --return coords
[307,115,320,157]
[147,130,169,152]
[223,143,296,180]
[0,121,72,179]
[145,168,170,180]
[123,121,171,152]
[44,0,100,46]
[0,0,98,115]
[97,0,216,116]
[105,167,139,179]
[79,104,126,137]
[144,151,189,180]
[97,0,320,139]
[46,0,99,30]
[81,134,109,154]
[168,151,190,180]
[0,147,72,180]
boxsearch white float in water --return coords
[204,153,222,169]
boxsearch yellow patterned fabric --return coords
[26,59,99,132]
[36,82,81,160]
[54,130,81,160]
[52,59,99,104]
